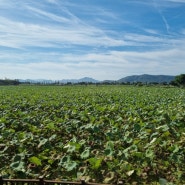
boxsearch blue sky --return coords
[0,0,185,80]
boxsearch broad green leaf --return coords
[63,161,77,171]
[64,142,81,153]
[156,125,169,132]
[88,158,102,170]
[59,156,70,165]
[150,137,157,144]
[29,156,42,166]
[134,123,141,131]
[159,178,168,185]
[38,138,48,148]
[104,148,113,156]
[145,149,154,159]
[80,149,90,159]
[49,134,57,141]
[133,152,143,158]
[13,154,22,162]
[77,167,87,178]
[46,122,55,130]
[173,144,179,153]
[103,172,115,183]
[126,170,135,176]
[10,161,25,171]
[105,141,114,149]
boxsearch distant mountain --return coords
[19,75,176,84]
[19,77,99,84]
[18,79,54,83]
[59,77,99,83]
[118,74,175,83]
[77,77,99,83]
[101,80,116,84]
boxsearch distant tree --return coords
[161,82,168,86]
[66,82,72,85]
[172,74,185,87]
[0,79,20,85]
[169,80,177,86]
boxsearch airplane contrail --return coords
[152,0,170,34]
[161,14,170,33]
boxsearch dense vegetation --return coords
[0,85,184,184]
[171,74,185,87]
[0,79,20,86]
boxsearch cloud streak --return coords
[0,0,185,80]
[0,46,184,80]
[0,17,126,49]
[152,0,170,34]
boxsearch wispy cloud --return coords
[0,45,184,80]
[0,0,128,50]
[46,0,58,4]
[144,29,160,35]
[0,0,175,50]
[0,16,126,50]
[0,0,184,80]
[152,0,170,34]
[26,6,71,23]
[165,0,185,3]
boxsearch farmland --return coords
[0,85,184,184]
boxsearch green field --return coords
[0,85,184,184]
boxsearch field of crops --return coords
[0,85,184,184]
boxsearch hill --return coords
[118,74,175,83]
[19,77,99,84]
[59,77,99,83]
[19,75,176,84]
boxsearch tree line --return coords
[0,74,184,86]
[170,74,185,87]
[0,79,20,85]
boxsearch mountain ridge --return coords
[118,74,175,83]
[19,74,176,84]
[19,77,99,84]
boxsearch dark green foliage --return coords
[0,79,20,85]
[118,74,175,84]
[0,85,184,184]
[173,74,185,86]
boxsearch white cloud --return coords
[0,14,182,51]
[165,0,185,3]
[0,0,184,80]
[153,0,171,34]
[0,15,127,49]
[26,6,71,23]
[46,0,58,4]
[144,29,160,35]
[0,46,184,80]
[123,34,164,43]
[0,0,182,50]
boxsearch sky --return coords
[0,0,185,80]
